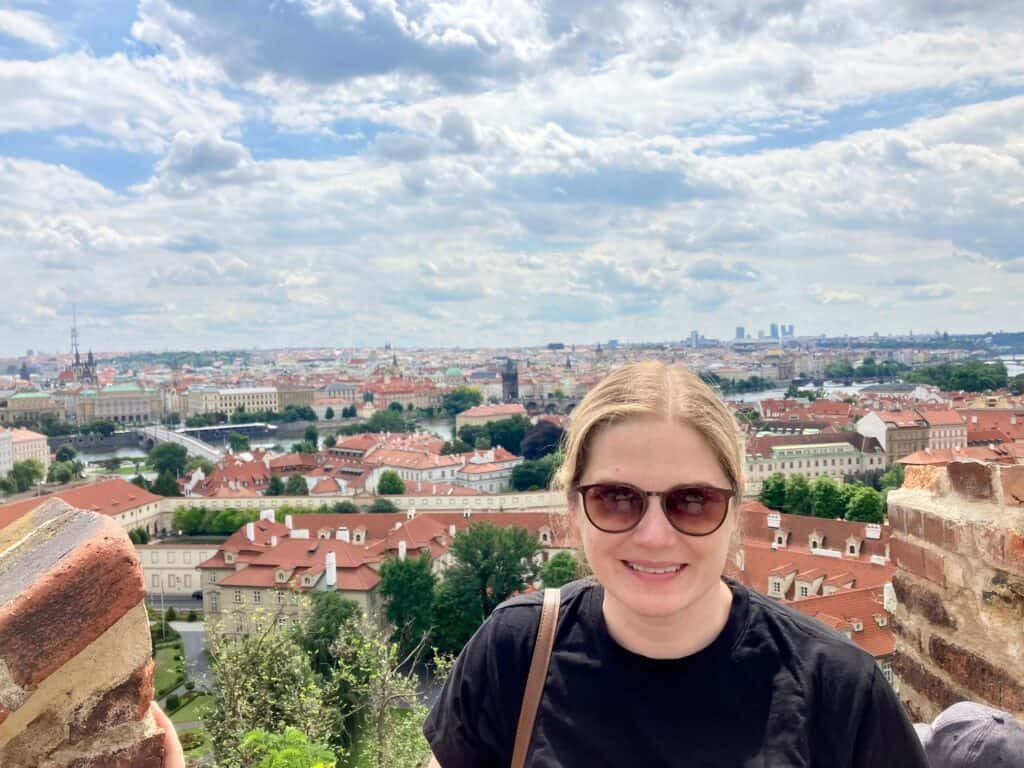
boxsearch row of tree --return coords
[906,359,1012,393]
[823,357,909,381]
[0,458,45,495]
[169,499,404,536]
[757,469,903,523]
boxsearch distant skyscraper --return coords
[690,330,699,348]
[735,326,745,340]
[770,323,779,339]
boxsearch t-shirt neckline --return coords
[583,577,751,668]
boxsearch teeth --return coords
[627,562,681,574]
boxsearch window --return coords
[276,591,285,604]
[150,552,158,563]
[799,585,809,597]
[152,575,160,588]
[185,575,191,587]
[184,551,191,564]
[234,590,242,604]
[848,544,857,555]
[167,552,175,564]
[253,591,262,603]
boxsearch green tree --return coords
[432,571,486,654]
[130,474,151,491]
[440,438,473,455]
[487,415,530,454]
[342,405,357,418]
[291,440,317,455]
[388,401,404,413]
[432,523,540,653]
[323,434,337,448]
[47,461,74,484]
[510,452,562,491]
[207,618,333,768]
[331,500,360,513]
[784,474,812,516]
[325,406,335,420]
[284,474,309,496]
[367,498,398,513]
[379,554,437,660]
[759,473,787,510]
[1011,374,1024,396]
[521,421,564,460]
[879,463,905,492]
[845,486,884,523]
[228,433,251,453]
[540,552,580,589]
[824,360,855,379]
[240,727,337,768]
[55,444,77,463]
[838,482,860,513]
[328,613,434,768]
[304,425,320,444]
[366,409,407,433]
[173,505,205,535]
[265,474,285,496]
[377,470,405,495]
[147,442,188,477]
[301,592,361,678]
[151,470,181,497]
[441,386,483,418]
[8,458,44,492]
[186,456,215,475]
[94,420,116,437]
[810,476,845,519]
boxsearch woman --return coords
[424,361,929,767]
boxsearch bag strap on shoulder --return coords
[511,587,561,768]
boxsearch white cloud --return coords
[0,9,61,50]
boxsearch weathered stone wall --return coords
[887,462,1024,722]
[0,499,164,767]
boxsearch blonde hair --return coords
[552,360,745,499]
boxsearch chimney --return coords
[325,551,337,587]
[260,508,275,522]
[285,515,293,529]
[246,522,255,541]
[337,526,350,542]
[398,540,407,561]
[271,535,278,546]
[449,524,456,537]
[407,507,416,520]
[291,529,310,539]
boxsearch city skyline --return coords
[3,2,1024,355]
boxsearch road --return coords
[169,621,213,690]
[146,594,204,613]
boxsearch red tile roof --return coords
[788,586,894,657]
[0,478,162,530]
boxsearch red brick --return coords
[69,661,154,742]
[942,518,964,553]
[923,548,946,587]
[888,504,907,535]
[892,538,927,579]
[905,506,924,539]
[948,461,993,500]
[891,572,957,629]
[893,651,962,713]
[1005,532,1024,573]
[0,505,146,690]
[929,634,1024,711]
[1001,464,1024,505]
[921,511,945,549]
[65,732,164,768]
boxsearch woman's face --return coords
[571,416,735,623]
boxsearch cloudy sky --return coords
[2,0,1023,355]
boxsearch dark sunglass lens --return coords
[664,487,728,533]
[585,484,644,531]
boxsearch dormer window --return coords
[852,620,863,632]
[874,614,888,627]
[276,570,287,583]
[774,533,786,547]
[809,537,820,550]
[539,530,551,545]
[225,552,236,564]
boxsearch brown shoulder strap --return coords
[511,588,560,768]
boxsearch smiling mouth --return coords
[624,561,685,575]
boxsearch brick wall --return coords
[0,499,164,767]
[887,462,1024,722]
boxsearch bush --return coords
[166,693,181,711]
[185,680,196,691]
[187,610,198,622]
[179,731,204,751]
[165,606,178,622]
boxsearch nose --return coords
[629,494,682,548]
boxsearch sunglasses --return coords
[576,482,735,536]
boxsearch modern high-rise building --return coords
[770,323,779,339]
[735,326,745,340]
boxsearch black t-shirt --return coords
[424,578,929,767]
